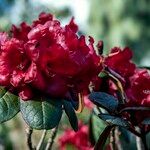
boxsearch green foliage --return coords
[89,113,107,144]
[89,92,118,112]
[0,87,19,123]
[20,99,63,130]
[63,100,78,131]
[99,114,130,127]
[98,72,107,78]
[88,0,150,65]
[119,127,137,150]
[94,125,113,150]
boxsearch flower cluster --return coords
[59,123,93,150]
[93,46,150,106]
[93,46,150,125]
[0,12,101,100]
[126,69,150,106]
[104,47,136,78]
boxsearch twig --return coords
[128,128,141,137]
[103,69,125,104]
[114,127,123,150]
[109,130,113,150]
[37,130,47,150]
[110,128,115,150]
[45,126,59,150]
[26,127,34,150]
[141,130,148,150]
[136,128,148,150]
[136,135,145,150]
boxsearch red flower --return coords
[11,22,31,42]
[0,13,102,100]
[59,123,93,150]
[126,69,150,106]
[24,13,101,100]
[124,69,150,125]
[0,38,29,86]
[105,47,136,78]
[0,32,8,46]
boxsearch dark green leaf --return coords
[94,126,114,150]
[98,72,107,78]
[0,87,19,123]
[63,100,78,131]
[89,114,96,146]
[99,114,130,127]
[20,98,63,130]
[89,92,118,112]
[119,127,130,143]
[142,118,150,125]
[89,113,107,146]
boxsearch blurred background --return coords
[0,0,150,65]
[0,0,150,149]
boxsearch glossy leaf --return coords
[89,92,118,112]
[0,87,19,123]
[99,114,130,127]
[94,126,114,150]
[20,98,63,130]
[63,100,78,131]
[89,113,107,146]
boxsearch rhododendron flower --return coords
[11,22,31,42]
[0,12,102,100]
[126,69,150,106]
[105,47,136,78]
[0,37,29,86]
[0,32,8,46]
[123,69,150,124]
[59,123,93,150]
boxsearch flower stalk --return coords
[37,130,47,150]
[45,126,59,150]
[26,127,34,150]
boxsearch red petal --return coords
[67,17,78,33]
[24,62,37,83]
[19,86,33,100]
[10,70,24,87]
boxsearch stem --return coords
[128,128,141,137]
[136,135,145,150]
[37,130,47,150]
[104,69,125,104]
[45,126,58,150]
[114,127,123,150]
[26,127,34,150]
[136,128,148,150]
[110,128,115,150]
[141,133,148,150]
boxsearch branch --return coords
[114,127,123,150]
[128,128,141,137]
[45,126,59,150]
[26,127,34,150]
[109,128,115,150]
[136,128,148,150]
[141,129,148,150]
[136,135,145,150]
[37,130,47,150]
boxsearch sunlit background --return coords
[0,0,150,65]
[0,0,150,149]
